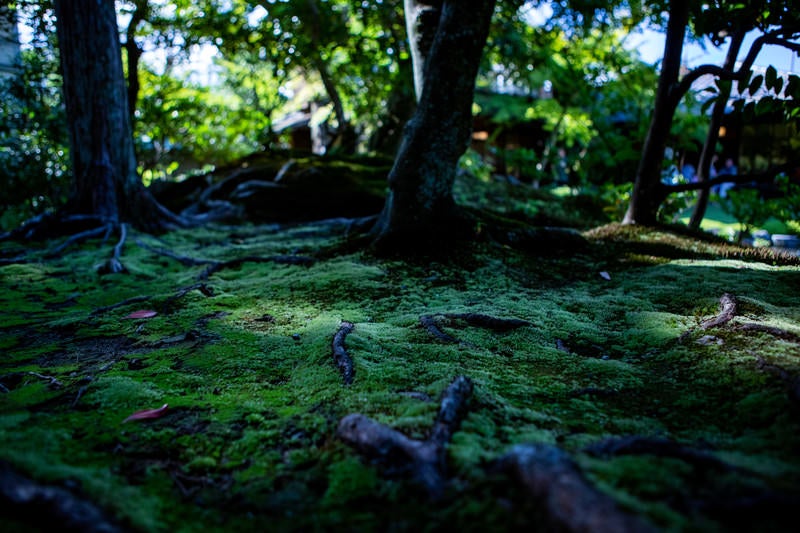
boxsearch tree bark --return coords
[623,0,689,225]
[371,0,496,246]
[54,0,180,232]
[404,0,442,101]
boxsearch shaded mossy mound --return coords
[1,219,800,531]
[150,151,392,223]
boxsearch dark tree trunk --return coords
[404,0,442,101]
[623,0,689,225]
[371,0,496,246]
[689,28,746,229]
[54,0,179,232]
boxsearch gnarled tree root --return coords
[337,375,473,498]
[332,321,355,385]
[584,435,735,473]
[738,323,800,344]
[494,444,655,533]
[420,313,530,344]
[700,293,738,330]
[135,239,315,279]
[0,461,122,532]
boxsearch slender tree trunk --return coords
[404,0,442,101]
[54,0,179,232]
[371,0,496,246]
[306,0,355,153]
[623,0,689,225]
[689,28,746,229]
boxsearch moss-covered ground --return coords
[1,180,799,531]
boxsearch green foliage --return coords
[0,48,69,231]
[775,174,800,232]
[719,188,776,242]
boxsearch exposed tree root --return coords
[494,444,655,533]
[96,223,129,275]
[738,323,800,344]
[135,239,315,279]
[420,312,530,344]
[337,375,473,498]
[419,314,460,343]
[46,224,112,258]
[584,436,735,472]
[0,461,122,532]
[700,293,738,330]
[755,355,800,406]
[89,283,213,316]
[332,321,355,385]
[443,312,531,331]
[198,255,314,280]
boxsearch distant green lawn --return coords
[679,203,793,239]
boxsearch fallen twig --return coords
[332,321,355,385]
[337,375,473,498]
[495,443,655,533]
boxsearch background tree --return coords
[624,0,800,226]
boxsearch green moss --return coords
[2,217,800,531]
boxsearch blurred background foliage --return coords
[0,0,797,236]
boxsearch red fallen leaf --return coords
[123,403,169,423]
[124,309,158,319]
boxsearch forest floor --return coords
[1,172,800,532]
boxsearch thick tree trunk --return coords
[623,0,689,225]
[689,29,746,229]
[371,0,496,246]
[404,0,442,101]
[54,0,179,232]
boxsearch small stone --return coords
[696,335,723,346]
